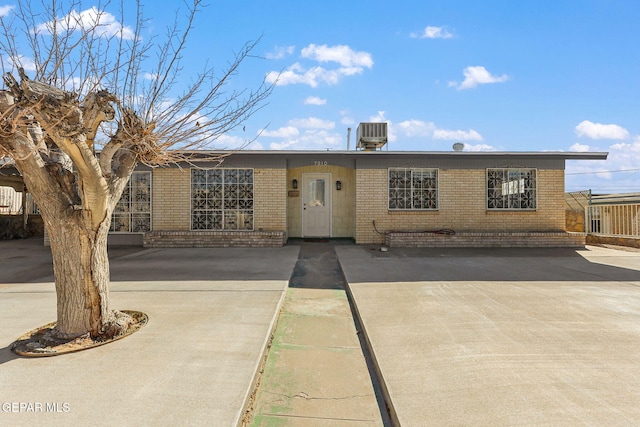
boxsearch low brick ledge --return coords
[143,230,286,248]
[384,231,586,248]
[587,235,640,249]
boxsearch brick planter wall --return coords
[384,232,586,248]
[0,214,44,239]
[586,235,640,249]
[143,230,286,248]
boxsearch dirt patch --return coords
[11,310,148,357]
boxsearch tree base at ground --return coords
[11,310,148,357]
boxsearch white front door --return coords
[302,173,331,237]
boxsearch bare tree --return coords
[0,0,272,340]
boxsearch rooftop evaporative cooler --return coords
[356,122,388,151]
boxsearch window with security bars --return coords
[487,168,536,210]
[388,168,438,210]
[111,171,152,232]
[191,168,253,230]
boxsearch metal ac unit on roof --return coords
[356,122,387,151]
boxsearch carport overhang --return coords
[0,165,30,237]
[0,164,25,192]
[0,175,26,192]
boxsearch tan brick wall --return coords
[152,168,191,230]
[254,168,287,231]
[287,166,355,238]
[332,167,356,238]
[356,168,566,244]
[151,166,566,245]
[151,167,287,233]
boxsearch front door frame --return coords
[301,172,332,237]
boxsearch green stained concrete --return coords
[250,415,288,427]
[247,244,383,426]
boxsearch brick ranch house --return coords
[106,147,607,248]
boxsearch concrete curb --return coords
[339,258,398,427]
[236,285,287,426]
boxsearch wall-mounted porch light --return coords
[336,180,342,191]
[292,178,298,189]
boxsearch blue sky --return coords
[2,1,639,193]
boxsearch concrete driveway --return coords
[0,238,299,427]
[4,239,640,426]
[337,245,640,426]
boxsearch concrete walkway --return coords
[337,245,640,426]
[0,239,299,426]
[246,239,386,426]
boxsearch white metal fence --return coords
[0,186,20,214]
[0,186,39,215]
[587,203,640,237]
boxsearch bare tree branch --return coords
[0,0,272,338]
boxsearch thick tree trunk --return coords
[46,212,118,339]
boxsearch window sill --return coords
[486,209,537,213]
[388,209,440,213]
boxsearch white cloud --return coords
[4,55,37,72]
[143,72,158,81]
[565,135,640,192]
[574,120,629,140]
[268,129,343,150]
[433,128,483,141]
[337,66,365,76]
[451,66,509,90]
[396,119,483,141]
[261,126,299,138]
[0,5,14,17]
[397,120,436,137]
[368,111,387,122]
[266,64,349,87]
[266,45,295,60]
[215,133,251,150]
[341,116,355,126]
[610,138,640,152]
[268,140,297,150]
[464,143,497,151]
[304,96,327,105]
[35,7,135,40]
[569,142,591,152]
[244,140,265,150]
[266,44,373,87]
[301,44,373,68]
[64,75,102,93]
[368,111,397,142]
[259,115,344,150]
[410,26,453,39]
[340,110,355,126]
[289,117,334,129]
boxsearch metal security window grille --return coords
[111,171,152,232]
[388,168,438,210]
[191,168,254,230]
[487,168,536,210]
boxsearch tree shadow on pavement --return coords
[340,246,640,283]
[0,344,19,365]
